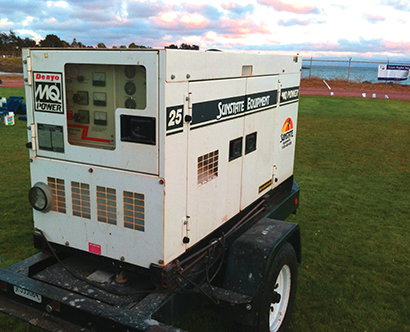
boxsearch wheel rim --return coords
[269,264,291,332]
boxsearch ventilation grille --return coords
[71,182,91,219]
[123,191,145,232]
[97,186,117,225]
[47,177,66,213]
[198,150,219,185]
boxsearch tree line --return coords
[0,30,199,53]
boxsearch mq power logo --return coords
[280,117,294,149]
[34,72,64,113]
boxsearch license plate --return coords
[13,286,42,303]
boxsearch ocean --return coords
[1,67,409,86]
[302,63,410,85]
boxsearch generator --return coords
[25,48,300,269]
[0,48,302,332]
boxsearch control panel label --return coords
[34,72,64,114]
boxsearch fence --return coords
[302,57,410,84]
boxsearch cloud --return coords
[46,1,69,9]
[221,2,255,18]
[0,18,13,28]
[217,18,271,36]
[381,0,410,11]
[15,29,42,41]
[180,13,209,28]
[278,18,324,26]
[362,13,386,23]
[180,3,222,21]
[257,0,320,14]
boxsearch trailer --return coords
[0,48,302,332]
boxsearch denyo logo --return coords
[34,72,63,113]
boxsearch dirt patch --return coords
[0,74,24,88]
[301,77,410,93]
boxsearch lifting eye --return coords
[28,182,53,213]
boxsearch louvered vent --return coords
[123,191,145,232]
[96,186,117,225]
[197,150,219,185]
[71,182,91,219]
[47,177,66,213]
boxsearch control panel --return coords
[65,64,146,150]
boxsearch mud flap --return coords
[221,218,300,326]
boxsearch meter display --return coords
[65,64,146,150]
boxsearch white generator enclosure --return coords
[23,49,301,269]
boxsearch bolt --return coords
[171,74,175,80]
[65,241,69,246]
[186,74,191,79]
[120,256,125,261]
[246,304,252,310]
[158,260,164,265]
[88,168,93,173]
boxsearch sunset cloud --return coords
[257,0,320,14]
[382,0,410,11]
[362,13,386,23]
[2,0,410,60]
[180,13,209,28]
[0,18,13,28]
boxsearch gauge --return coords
[124,81,136,95]
[125,97,137,109]
[66,65,79,79]
[93,92,107,106]
[124,66,136,79]
[93,72,106,87]
[94,111,107,126]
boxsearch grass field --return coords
[0,88,409,331]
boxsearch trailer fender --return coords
[222,218,300,326]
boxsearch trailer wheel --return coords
[258,242,297,332]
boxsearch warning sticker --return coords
[37,124,64,153]
[34,72,64,113]
[89,243,101,255]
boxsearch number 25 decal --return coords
[166,106,184,131]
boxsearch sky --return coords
[2,0,410,60]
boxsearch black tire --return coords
[256,242,298,332]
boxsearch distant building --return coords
[71,39,79,48]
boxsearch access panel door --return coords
[241,76,279,209]
[186,78,246,246]
[29,50,159,175]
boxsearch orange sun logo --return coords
[281,117,293,133]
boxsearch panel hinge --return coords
[30,123,37,152]
[24,56,33,86]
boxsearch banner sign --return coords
[378,65,410,81]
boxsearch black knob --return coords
[183,237,190,244]
[185,115,192,122]
[26,142,32,149]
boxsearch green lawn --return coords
[0,89,409,331]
